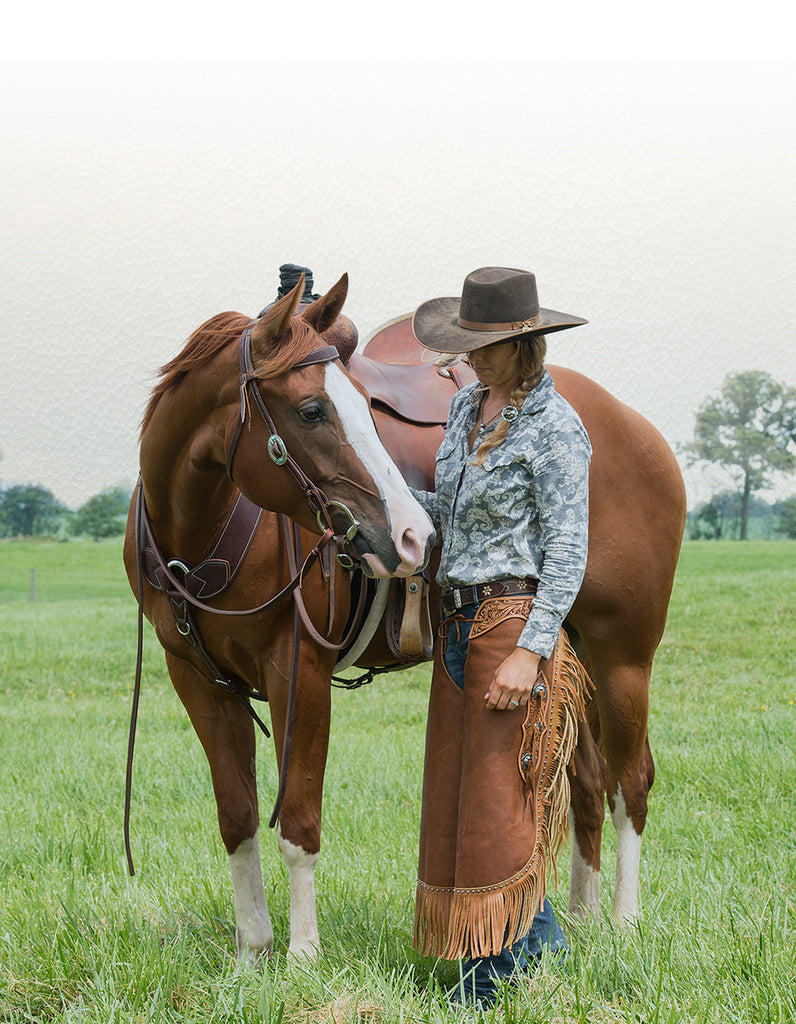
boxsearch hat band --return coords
[457,315,540,332]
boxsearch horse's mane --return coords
[140,311,321,437]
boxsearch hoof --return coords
[287,939,321,962]
[236,932,274,970]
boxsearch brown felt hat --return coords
[412,266,587,353]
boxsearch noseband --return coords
[225,325,360,563]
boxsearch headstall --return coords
[226,325,360,563]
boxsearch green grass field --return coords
[1,539,794,1022]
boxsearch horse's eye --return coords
[298,403,326,424]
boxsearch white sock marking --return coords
[228,832,274,965]
[277,827,320,959]
[611,784,642,922]
[567,809,602,919]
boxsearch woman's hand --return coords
[484,647,541,711]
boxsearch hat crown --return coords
[459,267,540,326]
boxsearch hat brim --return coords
[412,296,587,353]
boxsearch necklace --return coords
[477,392,519,432]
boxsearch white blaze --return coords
[324,364,433,575]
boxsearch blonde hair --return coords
[458,334,547,465]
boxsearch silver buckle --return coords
[453,589,463,610]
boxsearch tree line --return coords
[0,484,131,541]
[2,370,795,542]
[687,490,796,540]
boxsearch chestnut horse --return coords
[123,276,435,963]
[348,315,687,925]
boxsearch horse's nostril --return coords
[398,527,426,571]
[349,529,399,574]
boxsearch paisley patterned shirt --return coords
[412,370,591,658]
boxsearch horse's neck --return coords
[141,387,238,563]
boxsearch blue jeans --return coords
[443,603,569,1006]
[451,897,568,1005]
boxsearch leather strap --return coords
[441,577,538,618]
[457,315,540,332]
[278,514,364,654]
[225,328,340,519]
[267,514,370,829]
[137,491,332,619]
[293,344,339,366]
[142,491,262,599]
[399,575,434,661]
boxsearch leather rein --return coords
[125,327,367,875]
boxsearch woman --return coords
[410,266,593,1006]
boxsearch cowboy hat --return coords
[412,266,587,353]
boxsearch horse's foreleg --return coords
[277,824,319,958]
[229,831,273,965]
[166,654,273,965]
[267,644,334,960]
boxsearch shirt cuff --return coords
[516,609,561,660]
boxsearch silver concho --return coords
[267,434,288,465]
[500,405,519,423]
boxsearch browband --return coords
[293,344,340,367]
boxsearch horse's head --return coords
[228,274,435,578]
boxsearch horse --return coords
[123,274,436,964]
[346,315,687,924]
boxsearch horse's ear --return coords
[300,273,349,335]
[250,275,306,356]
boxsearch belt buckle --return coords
[453,589,463,610]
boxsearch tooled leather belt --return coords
[441,576,538,618]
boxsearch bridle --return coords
[125,324,374,875]
[226,325,360,563]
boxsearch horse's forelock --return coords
[253,318,321,380]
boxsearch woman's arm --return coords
[409,486,441,537]
[518,419,591,657]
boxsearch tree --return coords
[778,496,796,539]
[0,484,67,537]
[683,371,796,540]
[687,489,741,539]
[69,486,131,541]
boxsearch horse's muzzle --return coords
[347,527,432,579]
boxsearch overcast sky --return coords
[1,5,794,510]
